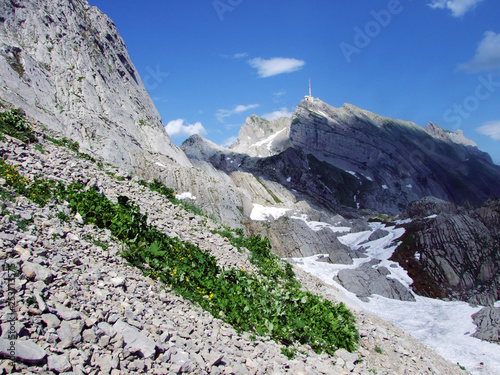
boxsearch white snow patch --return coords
[286,177,291,182]
[175,192,196,200]
[291,214,351,233]
[249,128,286,152]
[347,170,357,176]
[395,218,412,225]
[293,222,500,375]
[382,184,389,189]
[365,176,373,181]
[155,161,167,168]
[406,184,413,188]
[250,204,290,221]
[425,214,438,219]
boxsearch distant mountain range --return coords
[183,98,500,215]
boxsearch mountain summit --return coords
[0,0,190,174]
[198,98,500,214]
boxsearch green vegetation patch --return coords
[0,109,38,143]
[256,177,282,204]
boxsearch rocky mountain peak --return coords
[229,114,291,157]
[0,0,190,175]
[425,122,478,147]
[288,98,500,213]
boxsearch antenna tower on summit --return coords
[305,78,314,103]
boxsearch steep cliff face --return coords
[289,100,500,214]
[391,197,500,305]
[229,115,291,157]
[0,0,190,174]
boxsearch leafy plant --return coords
[17,218,33,231]
[0,109,37,143]
[47,136,79,153]
[93,239,109,251]
[56,211,70,222]
[0,158,360,357]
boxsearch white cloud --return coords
[262,107,294,121]
[248,57,305,78]
[216,103,259,122]
[477,121,500,140]
[274,90,287,99]
[165,119,206,138]
[458,31,500,72]
[428,0,483,17]
[221,136,238,148]
[232,52,248,59]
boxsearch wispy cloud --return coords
[262,107,294,121]
[458,31,500,73]
[248,57,305,78]
[216,104,259,122]
[477,121,500,140]
[232,52,248,59]
[274,90,287,99]
[165,119,207,138]
[428,0,484,17]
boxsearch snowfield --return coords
[293,222,500,375]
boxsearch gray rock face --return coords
[184,98,500,220]
[229,115,291,157]
[289,100,500,214]
[334,259,416,302]
[248,216,353,262]
[472,307,500,344]
[0,0,190,174]
[392,198,500,305]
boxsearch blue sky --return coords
[88,0,500,163]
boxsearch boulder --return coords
[472,307,500,343]
[0,339,47,364]
[334,259,415,302]
[113,320,156,358]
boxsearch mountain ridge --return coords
[0,0,190,174]
[193,98,500,215]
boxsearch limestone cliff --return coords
[0,0,190,174]
[391,197,500,305]
[289,99,500,214]
[229,115,291,157]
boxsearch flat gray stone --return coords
[52,303,81,321]
[42,313,61,329]
[47,354,72,373]
[57,321,83,349]
[0,338,47,364]
[1,321,26,339]
[201,350,224,367]
[113,320,156,358]
[21,262,53,283]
